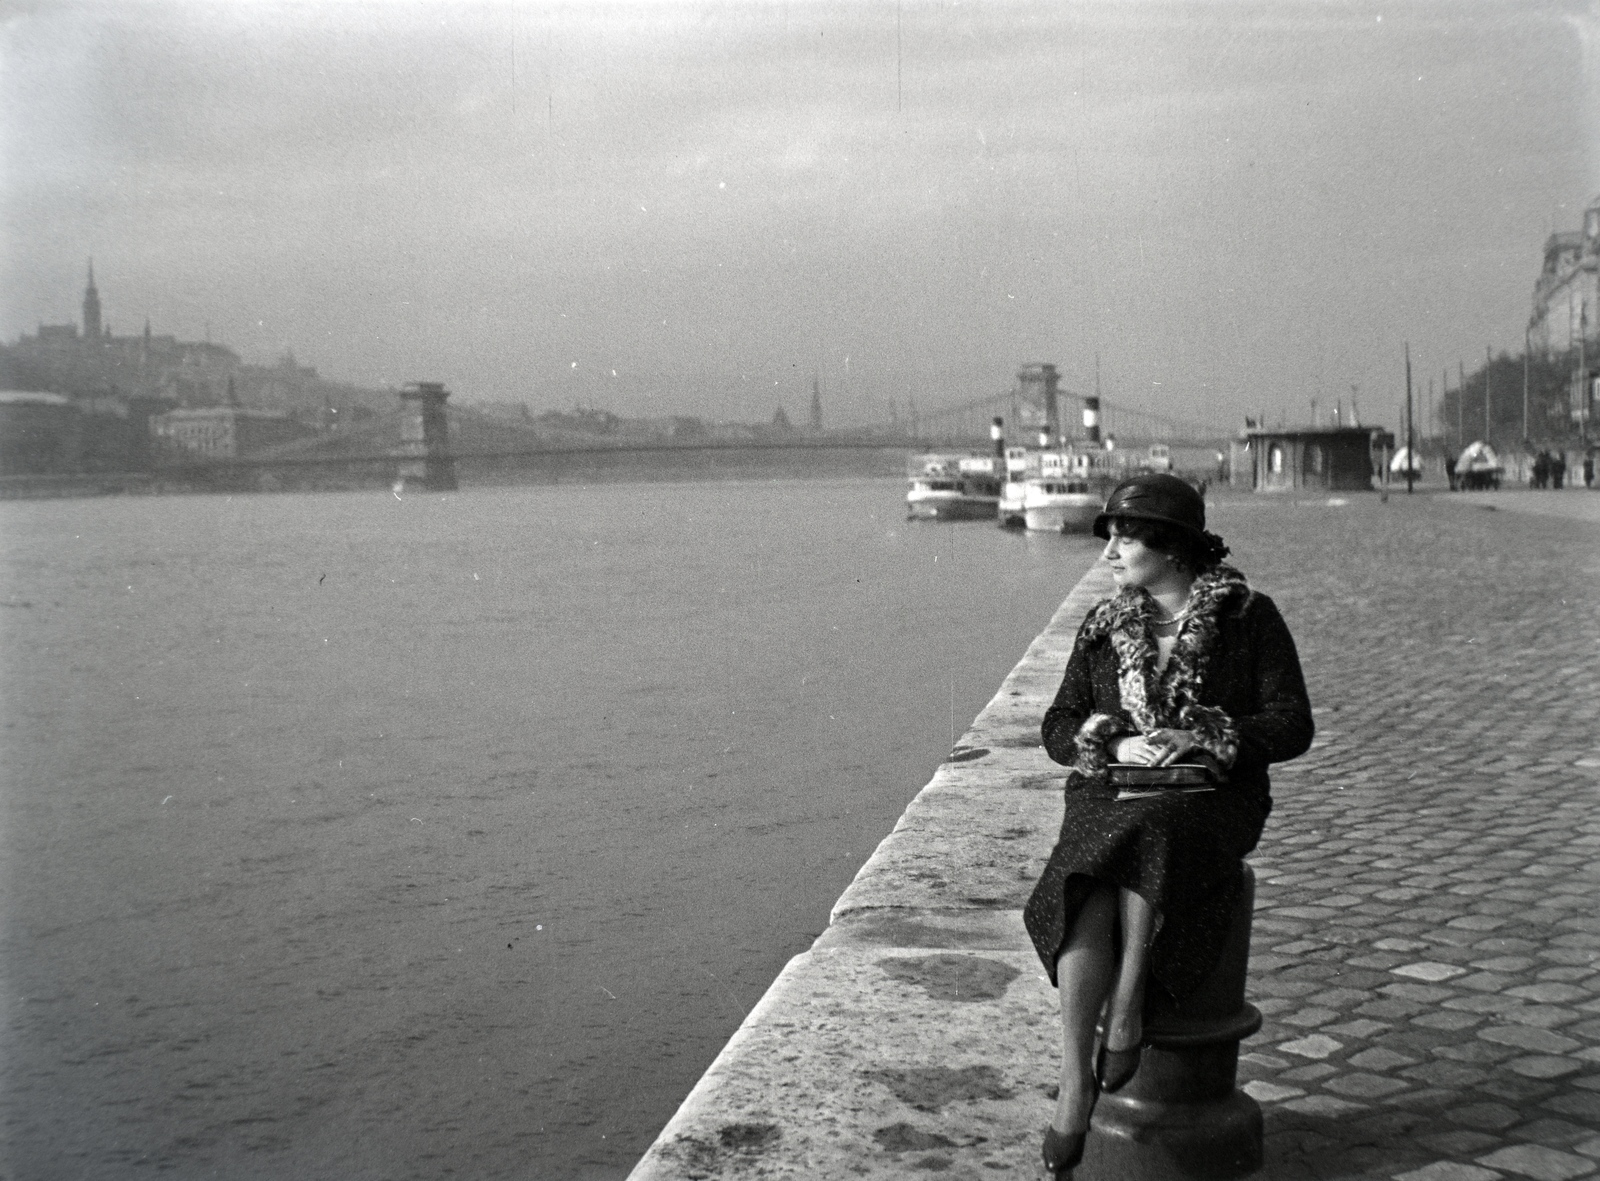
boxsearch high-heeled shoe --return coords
[1096,1043,1142,1093]
[1041,1124,1086,1175]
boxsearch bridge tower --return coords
[1017,363,1060,446]
[397,382,458,491]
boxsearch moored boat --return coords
[1018,450,1114,532]
[906,453,1002,521]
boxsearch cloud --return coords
[1,0,1592,424]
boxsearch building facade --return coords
[1530,195,1599,355]
[152,406,312,460]
[0,392,81,474]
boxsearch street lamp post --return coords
[1485,345,1493,447]
[1580,304,1589,450]
[1523,326,1530,444]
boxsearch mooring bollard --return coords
[397,381,458,491]
[1077,864,1263,1181]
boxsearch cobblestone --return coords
[1395,1163,1501,1181]
[1475,1143,1595,1180]
[1211,492,1600,1181]
[1511,1120,1598,1147]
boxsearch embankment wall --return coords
[627,562,1117,1179]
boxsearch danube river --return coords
[0,478,1098,1180]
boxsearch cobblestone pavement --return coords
[1205,492,1600,1181]
[1448,489,1600,526]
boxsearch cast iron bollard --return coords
[1077,864,1263,1181]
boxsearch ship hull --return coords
[997,479,1027,528]
[906,452,1002,522]
[1023,495,1101,533]
[908,492,1000,521]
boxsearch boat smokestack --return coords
[1082,394,1102,445]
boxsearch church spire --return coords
[82,258,102,339]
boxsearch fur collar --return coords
[1069,563,1248,778]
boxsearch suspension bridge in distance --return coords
[11,381,1236,498]
[902,388,1233,450]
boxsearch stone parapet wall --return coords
[626,563,1114,1179]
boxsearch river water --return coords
[0,478,1097,1180]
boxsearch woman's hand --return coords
[1144,729,1201,767]
[1112,736,1161,765]
[1114,731,1201,766]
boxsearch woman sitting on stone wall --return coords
[1024,474,1314,1176]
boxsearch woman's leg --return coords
[1052,883,1118,1133]
[1104,887,1158,1052]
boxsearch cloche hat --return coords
[1092,473,1207,541]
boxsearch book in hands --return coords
[1109,762,1217,800]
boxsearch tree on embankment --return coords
[1435,347,1592,451]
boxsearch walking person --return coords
[1023,474,1314,1175]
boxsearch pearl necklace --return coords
[1149,599,1195,627]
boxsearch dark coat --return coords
[1023,566,1313,998]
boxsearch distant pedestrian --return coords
[1445,456,1458,491]
[1533,451,1549,490]
[1553,453,1566,490]
[1585,453,1595,489]
[1026,474,1313,1175]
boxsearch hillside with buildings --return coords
[0,266,843,481]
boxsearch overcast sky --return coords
[3,0,1597,430]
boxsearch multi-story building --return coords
[1530,195,1599,355]
[0,391,80,473]
[151,405,314,461]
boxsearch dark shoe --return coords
[1041,1125,1086,1175]
[1096,1044,1141,1093]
